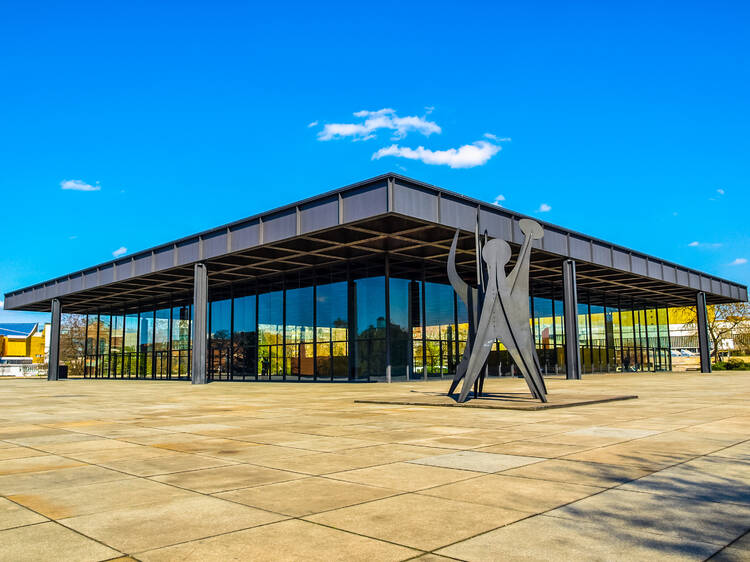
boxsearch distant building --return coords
[0,323,49,365]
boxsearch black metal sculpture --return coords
[447,219,548,403]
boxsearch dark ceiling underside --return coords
[20,215,732,314]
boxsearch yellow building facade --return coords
[0,323,47,364]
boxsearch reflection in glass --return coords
[209,299,231,380]
[424,282,456,378]
[285,285,314,379]
[154,308,170,378]
[138,310,154,378]
[388,278,412,380]
[171,306,190,378]
[258,289,284,379]
[355,276,385,380]
[316,281,348,380]
[110,315,124,378]
[124,313,138,378]
[233,295,256,379]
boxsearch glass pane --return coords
[171,305,190,378]
[123,313,138,378]
[355,276,385,380]
[110,315,124,378]
[151,309,169,378]
[620,304,636,372]
[85,314,98,378]
[285,285,314,378]
[606,304,621,372]
[590,304,606,372]
[316,280,348,379]
[388,277,412,380]
[139,310,154,377]
[98,315,110,377]
[209,299,231,380]
[258,289,284,378]
[533,295,556,374]
[424,282,456,378]
[233,295,256,378]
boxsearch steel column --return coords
[47,299,61,381]
[696,291,712,373]
[191,263,208,384]
[562,259,582,380]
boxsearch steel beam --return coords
[562,259,582,380]
[191,263,208,384]
[47,299,61,381]
[696,291,712,373]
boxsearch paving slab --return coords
[547,488,750,543]
[562,441,695,470]
[306,493,526,551]
[216,476,400,516]
[710,440,750,461]
[408,451,544,472]
[619,456,750,504]
[436,514,721,561]
[0,497,47,530]
[98,451,235,476]
[327,461,482,491]
[0,521,121,561]
[59,494,286,552]
[8,477,196,519]
[0,446,48,460]
[418,473,603,513]
[477,439,593,458]
[0,454,84,475]
[136,519,418,561]
[0,465,133,495]
[151,463,306,493]
[501,458,651,487]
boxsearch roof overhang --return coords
[4,174,747,314]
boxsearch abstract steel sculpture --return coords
[447,219,548,403]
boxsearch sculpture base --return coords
[355,391,638,411]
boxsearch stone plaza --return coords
[1,372,749,561]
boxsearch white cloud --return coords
[688,241,722,248]
[729,258,747,266]
[68,235,77,240]
[307,120,318,128]
[484,133,510,142]
[318,108,441,141]
[493,194,505,206]
[60,179,100,192]
[537,203,552,213]
[424,106,435,114]
[372,140,500,169]
[717,188,725,195]
[688,241,700,247]
[0,300,4,310]
[112,246,127,257]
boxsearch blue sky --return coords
[1,0,748,323]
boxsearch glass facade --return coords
[80,258,673,381]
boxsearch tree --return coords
[59,314,87,377]
[680,302,750,360]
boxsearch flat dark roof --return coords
[5,173,747,313]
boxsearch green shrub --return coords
[712,358,750,371]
